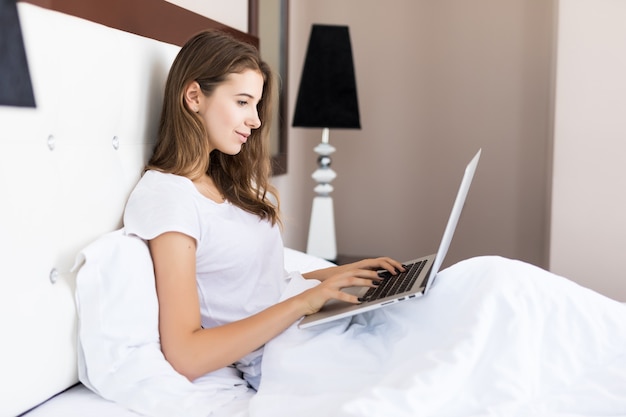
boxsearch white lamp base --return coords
[306,195,337,261]
[306,128,338,261]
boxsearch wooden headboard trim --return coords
[18,0,257,47]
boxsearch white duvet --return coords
[250,256,626,417]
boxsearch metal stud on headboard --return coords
[49,268,59,284]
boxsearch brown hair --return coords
[148,30,280,225]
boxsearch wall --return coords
[550,0,626,301]
[165,0,248,32]
[277,1,556,274]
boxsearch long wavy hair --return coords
[148,30,280,226]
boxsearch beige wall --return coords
[551,0,626,301]
[276,0,556,273]
[165,0,248,32]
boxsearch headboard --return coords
[0,3,252,415]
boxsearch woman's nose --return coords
[247,109,262,129]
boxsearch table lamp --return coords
[292,24,360,260]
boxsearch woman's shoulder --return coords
[127,170,195,209]
[131,170,195,199]
[139,169,190,189]
[124,170,201,239]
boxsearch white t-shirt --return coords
[123,170,288,388]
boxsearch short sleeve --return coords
[123,171,201,242]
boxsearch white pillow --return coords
[74,229,248,417]
[283,247,336,273]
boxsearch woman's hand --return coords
[302,256,405,282]
[297,257,406,316]
[345,257,406,276]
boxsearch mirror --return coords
[249,0,288,175]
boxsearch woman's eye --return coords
[238,100,248,106]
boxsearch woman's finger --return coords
[330,290,361,305]
[355,257,405,275]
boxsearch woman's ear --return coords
[184,81,201,113]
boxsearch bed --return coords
[3,2,626,417]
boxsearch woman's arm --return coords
[149,231,389,381]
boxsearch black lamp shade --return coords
[292,24,360,129]
[0,0,36,108]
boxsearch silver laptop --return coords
[298,149,481,329]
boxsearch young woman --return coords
[123,30,404,389]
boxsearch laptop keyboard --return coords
[359,260,427,303]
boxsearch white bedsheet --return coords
[251,256,626,417]
[23,383,253,417]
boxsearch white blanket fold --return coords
[251,256,626,417]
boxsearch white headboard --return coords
[0,3,252,415]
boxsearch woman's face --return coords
[197,69,263,155]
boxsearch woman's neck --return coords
[192,174,225,203]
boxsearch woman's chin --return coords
[222,145,244,156]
